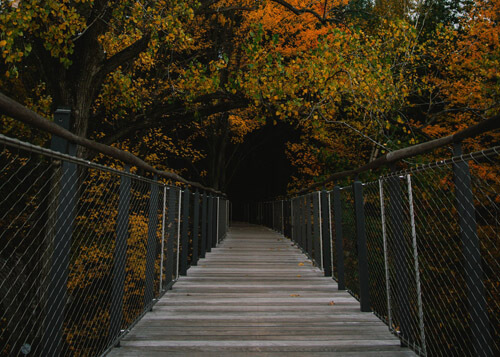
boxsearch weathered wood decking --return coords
[109,223,415,356]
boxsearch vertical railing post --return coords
[294,200,299,245]
[291,199,295,242]
[180,187,190,276]
[176,190,182,280]
[159,186,167,293]
[353,179,370,312]
[212,196,218,248]
[333,186,345,290]
[407,174,426,355]
[281,200,285,234]
[192,190,200,265]
[227,200,230,230]
[300,196,306,251]
[321,189,332,277]
[109,166,131,343]
[165,188,177,287]
[44,108,76,356]
[312,192,321,267]
[379,179,392,331]
[295,198,300,245]
[144,176,159,309]
[207,195,213,252]
[201,193,207,258]
[306,194,313,258]
[272,201,275,230]
[388,172,410,344]
[453,143,492,357]
[216,197,220,244]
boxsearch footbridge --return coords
[0,97,499,356]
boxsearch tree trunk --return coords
[208,113,230,191]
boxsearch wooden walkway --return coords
[109,223,415,356]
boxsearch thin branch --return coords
[270,0,342,24]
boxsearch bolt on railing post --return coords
[180,187,190,276]
[201,193,207,258]
[321,190,332,277]
[192,190,200,266]
[453,143,492,357]
[144,176,159,309]
[388,172,410,345]
[165,188,177,287]
[353,179,371,312]
[312,192,321,267]
[109,166,131,344]
[207,195,213,252]
[333,186,345,290]
[43,108,77,356]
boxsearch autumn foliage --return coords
[1,0,498,191]
[0,1,499,355]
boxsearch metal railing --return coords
[0,134,229,356]
[252,145,500,357]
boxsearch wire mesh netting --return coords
[340,186,360,299]
[0,135,228,356]
[256,146,499,357]
[398,150,499,356]
[363,181,389,325]
[382,174,425,354]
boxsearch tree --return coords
[1,0,194,139]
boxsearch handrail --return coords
[253,144,500,356]
[0,134,230,355]
[294,114,500,195]
[0,92,223,195]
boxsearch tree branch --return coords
[97,33,152,79]
[270,0,342,24]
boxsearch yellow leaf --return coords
[298,262,304,266]
[290,294,300,297]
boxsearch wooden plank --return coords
[108,223,415,356]
[109,350,417,357]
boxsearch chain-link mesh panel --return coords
[399,149,500,357]
[120,178,150,333]
[1,145,59,355]
[60,165,120,356]
[311,192,320,268]
[341,186,359,298]
[0,135,219,356]
[363,181,389,325]
[469,153,500,356]
[329,191,339,282]
[383,174,425,354]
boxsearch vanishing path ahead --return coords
[109,223,415,356]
